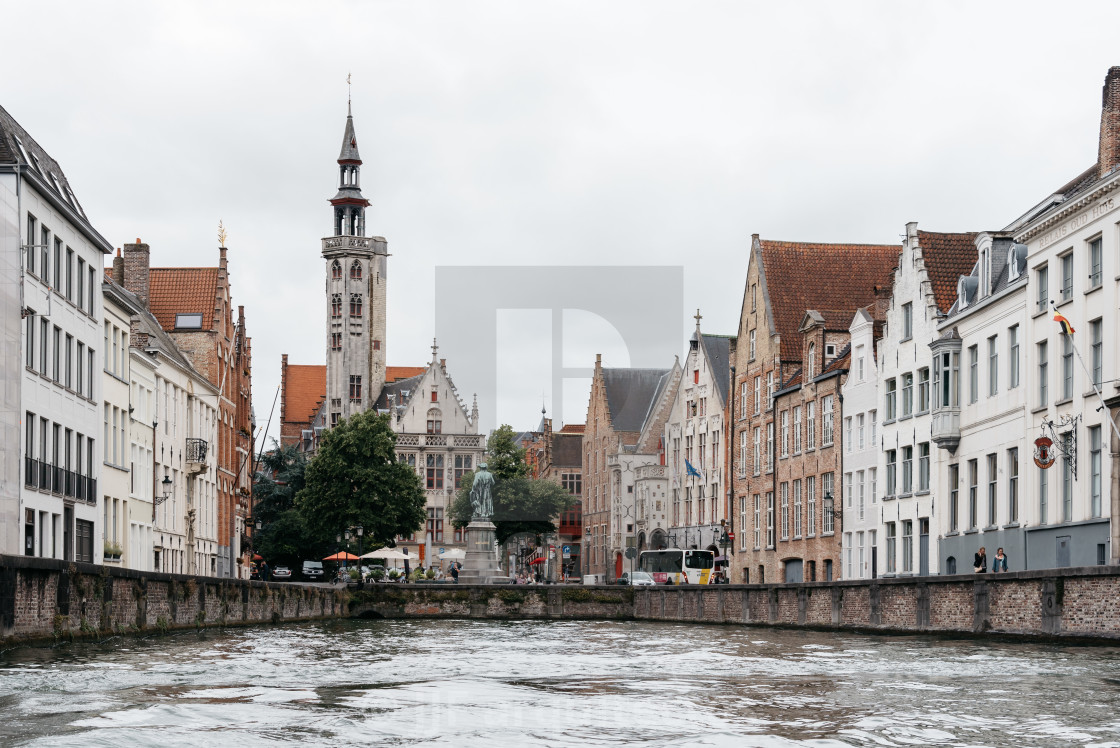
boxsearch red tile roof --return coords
[916,231,979,313]
[386,366,427,383]
[283,364,326,426]
[758,240,900,361]
[559,424,586,434]
[149,267,219,332]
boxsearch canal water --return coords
[2,619,1119,746]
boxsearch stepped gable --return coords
[758,240,900,362]
[916,231,980,313]
[602,368,672,433]
[149,267,220,331]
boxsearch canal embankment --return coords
[5,554,1120,646]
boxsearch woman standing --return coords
[973,547,987,574]
[992,547,1008,572]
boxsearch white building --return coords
[931,233,1029,573]
[2,104,111,562]
[102,282,134,566]
[663,317,732,555]
[876,225,978,577]
[839,307,882,579]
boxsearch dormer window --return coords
[175,313,203,329]
[807,343,815,378]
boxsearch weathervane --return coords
[218,219,228,248]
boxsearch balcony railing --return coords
[39,461,50,491]
[186,438,208,464]
[24,457,37,487]
[23,457,97,504]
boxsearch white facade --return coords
[102,290,133,566]
[128,347,156,571]
[4,116,112,563]
[840,308,879,579]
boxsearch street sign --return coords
[562,545,571,559]
[625,547,637,559]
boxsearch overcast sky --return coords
[5,1,1119,444]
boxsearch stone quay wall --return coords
[353,566,1120,641]
[0,555,349,646]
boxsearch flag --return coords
[1054,312,1075,335]
[685,460,702,479]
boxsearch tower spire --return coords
[330,90,369,237]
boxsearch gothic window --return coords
[331,261,342,280]
[350,261,362,280]
[373,340,381,350]
[331,294,342,318]
[349,375,362,401]
[350,294,362,317]
[330,333,342,350]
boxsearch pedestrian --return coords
[973,546,987,574]
[259,560,270,582]
[451,563,459,583]
[992,547,1008,573]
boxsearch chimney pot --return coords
[1098,66,1120,178]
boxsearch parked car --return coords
[302,560,324,581]
[272,566,292,579]
[618,571,656,586]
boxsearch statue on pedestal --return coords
[470,463,495,520]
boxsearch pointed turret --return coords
[330,103,370,237]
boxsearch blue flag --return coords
[685,460,702,479]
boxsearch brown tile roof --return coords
[386,366,427,383]
[819,345,851,377]
[759,240,900,361]
[558,424,585,434]
[916,231,979,313]
[283,364,326,426]
[149,267,219,332]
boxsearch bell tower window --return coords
[331,294,342,319]
[349,294,362,317]
[350,261,362,280]
[331,261,342,280]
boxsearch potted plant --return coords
[425,568,436,580]
[103,541,123,561]
[369,566,386,582]
[387,568,401,582]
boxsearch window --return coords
[739,381,748,418]
[822,472,834,534]
[1090,426,1102,518]
[968,345,978,403]
[331,294,342,318]
[901,445,913,494]
[693,369,700,385]
[766,491,775,548]
[349,294,362,317]
[857,345,865,381]
[858,532,866,579]
[1060,252,1073,301]
[53,237,61,289]
[807,476,816,536]
[426,454,444,489]
[807,343,815,379]
[26,214,37,274]
[845,532,853,579]
[1036,264,1049,313]
[806,402,815,448]
[426,507,444,542]
[25,311,34,369]
[845,473,853,509]
[174,313,202,329]
[870,467,877,504]
[752,427,760,474]
[988,335,998,396]
[427,419,442,434]
[987,453,998,527]
[780,411,789,458]
[780,483,789,540]
[1062,335,1074,400]
[857,471,866,520]
[748,329,756,361]
[1009,325,1020,389]
[765,423,774,472]
[766,372,774,409]
[332,260,342,279]
[886,449,897,496]
[1089,236,1103,288]
[64,334,72,388]
[885,378,897,420]
[77,257,85,312]
[87,267,94,314]
[738,429,747,475]
[886,523,897,574]
[1091,319,1102,389]
[1008,448,1019,524]
[901,520,913,573]
[948,464,959,532]
[40,318,48,373]
[65,247,73,300]
[917,368,930,412]
[349,375,362,401]
[845,417,852,453]
[901,372,913,417]
[350,261,362,280]
[918,442,930,492]
[822,395,834,446]
[901,302,913,339]
[753,494,761,548]
[1038,341,1048,407]
[857,413,865,450]
[968,459,978,529]
[793,406,802,453]
[51,326,60,381]
[330,332,342,350]
[793,479,802,537]
[560,471,579,495]
[40,225,49,279]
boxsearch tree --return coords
[449,424,574,545]
[297,409,426,548]
[252,442,328,566]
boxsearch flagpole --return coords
[1051,301,1120,446]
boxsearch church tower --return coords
[323,100,388,427]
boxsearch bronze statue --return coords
[470,463,495,520]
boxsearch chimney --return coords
[112,248,124,285]
[122,238,150,310]
[1099,66,1120,178]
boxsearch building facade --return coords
[2,104,112,563]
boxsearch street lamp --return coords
[355,525,364,589]
[823,491,840,581]
[154,474,173,506]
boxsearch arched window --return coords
[807,343,816,379]
[330,294,342,318]
[350,261,362,280]
[331,261,342,280]
[349,294,362,317]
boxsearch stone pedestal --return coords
[459,520,505,584]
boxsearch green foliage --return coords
[369,566,386,580]
[485,425,531,481]
[410,568,427,582]
[495,589,525,604]
[253,442,309,526]
[297,410,426,549]
[425,568,436,579]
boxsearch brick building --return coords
[583,354,680,581]
[122,239,253,578]
[731,237,899,584]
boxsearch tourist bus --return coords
[637,549,716,585]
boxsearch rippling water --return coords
[2,619,1120,746]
